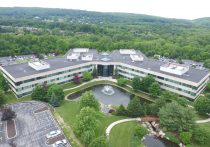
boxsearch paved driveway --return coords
[0,101,70,147]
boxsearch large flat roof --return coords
[2,49,209,83]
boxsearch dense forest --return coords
[1,7,210,65]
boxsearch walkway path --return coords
[63,77,116,92]
[105,118,141,139]
[196,118,210,123]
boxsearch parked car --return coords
[46,130,61,139]
[53,139,67,147]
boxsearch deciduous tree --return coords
[158,102,195,132]
[80,91,100,111]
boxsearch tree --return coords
[149,82,161,97]
[0,73,9,92]
[134,125,148,139]
[127,97,144,117]
[132,76,141,91]
[81,130,96,145]
[117,78,127,86]
[89,136,108,147]
[92,66,98,78]
[194,96,210,115]
[1,107,16,121]
[113,67,119,78]
[74,74,81,84]
[0,90,5,108]
[158,102,195,132]
[31,85,48,102]
[80,91,100,111]
[180,132,192,145]
[49,92,61,107]
[74,107,97,145]
[193,127,209,145]
[140,75,156,92]
[205,82,210,92]
[115,105,127,116]
[83,71,93,81]
[47,84,64,105]
[204,59,210,69]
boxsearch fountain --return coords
[101,85,115,96]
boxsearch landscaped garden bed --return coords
[7,119,16,139]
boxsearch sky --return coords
[1,0,210,20]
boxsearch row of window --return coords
[16,68,92,92]
[15,65,93,86]
[117,65,198,90]
[118,69,196,96]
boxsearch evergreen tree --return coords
[127,97,144,117]
[0,90,5,108]
[132,76,141,91]
[149,82,161,97]
[92,66,98,78]
[0,73,9,92]
[49,92,61,107]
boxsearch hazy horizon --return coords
[1,0,210,20]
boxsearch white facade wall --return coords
[1,61,209,99]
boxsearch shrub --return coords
[115,105,127,116]
[89,136,108,147]
[180,132,192,145]
[165,132,180,144]
[1,107,16,121]
[134,125,148,139]
[117,78,127,86]
[83,71,93,81]
[193,127,209,145]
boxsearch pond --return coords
[67,84,150,106]
[143,135,179,147]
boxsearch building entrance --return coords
[97,65,114,77]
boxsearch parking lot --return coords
[0,101,70,147]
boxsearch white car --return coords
[46,130,61,139]
[53,139,67,147]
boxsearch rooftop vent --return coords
[73,48,89,53]
[120,49,136,55]
[160,63,189,76]
[101,52,109,56]
[130,54,143,61]
[28,61,50,71]
[81,53,93,61]
[101,57,110,62]
[67,53,80,61]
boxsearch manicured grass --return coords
[56,100,127,146]
[61,82,80,89]
[4,91,31,104]
[109,121,142,147]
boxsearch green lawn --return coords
[189,122,210,147]
[61,82,80,89]
[109,121,143,147]
[56,100,126,146]
[4,91,31,104]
